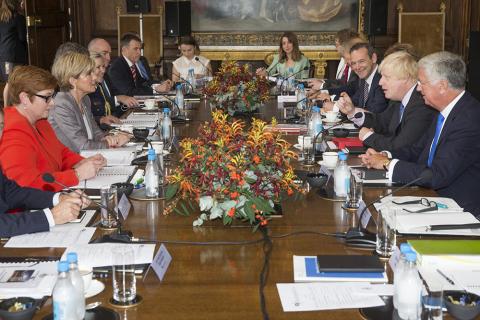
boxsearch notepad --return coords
[80,148,136,166]
[73,165,136,189]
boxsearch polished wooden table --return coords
[2,98,435,320]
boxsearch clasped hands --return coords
[359,148,389,170]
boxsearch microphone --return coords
[172,71,195,94]
[343,169,434,248]
[194,56,213,76]
[279,66,309,94]
[156,94,187,122]
[311,117,353,154]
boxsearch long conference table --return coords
[3,98,439,319]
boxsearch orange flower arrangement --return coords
[165,110,302,229]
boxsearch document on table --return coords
[276,282,386,312]
[80,147,137,166]
[4,227,96,248]
[0,261,58,299]
[62,243,156,268]
[419,267,480,296]
[72,165,136,189]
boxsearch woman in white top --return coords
[172,36,211,82]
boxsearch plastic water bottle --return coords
[186,68,196,93]
[334,151,350,197]
[162,108,172,145]
[53,261,77,320]
[287,67,295,93]
[296,83,306,110]
[67,252,85,320]
[145,149,159,197]
[396,252,422,320]
[394,243,414,309]
[175,83,184,110]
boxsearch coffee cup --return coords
[325,111,339,122]
[144,99,156,109]
[79,267,93,293]
[322,151,338,168]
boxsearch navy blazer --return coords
[88,75,125,124]
[351,71,388,113]
[362,88,437,152]
[0,170,55,237]
[392,91,480,216]
[108,56,156,96]
[325,71,359,98]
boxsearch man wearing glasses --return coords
[360,51,480,217]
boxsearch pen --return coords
[427,223,480,231]
[436,269,455,285]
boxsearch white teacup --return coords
[322,151,339,168]
[79,267,93,293]
[144,99,156,109]
[119,124,133,134]
[325,111,339,122]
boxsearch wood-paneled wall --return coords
[71,0,479,61]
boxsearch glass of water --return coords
[375,208,397,257]
[423,284,443,320]
[112,246,136,303]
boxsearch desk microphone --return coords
[310,113,361,153]
[279,66,309,93]
[343,169,433,248]
[156,94,187,122]
[171,71,195,93]
[194,56,213,76]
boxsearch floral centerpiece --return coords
[165,111,303,230]
[203,60,270,116]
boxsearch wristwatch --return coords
[383,159,391,171]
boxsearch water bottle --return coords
[186,68,196,93]
[394,243,414,309]
[287,67,295,93]
[145,149,159,197]
[296,83,306,110]
[53,261,77,320]
[67,252,85,320]
[396,252,422,320]
[334,151,350,197]
[175,83,184,110]
[162,108,172,145]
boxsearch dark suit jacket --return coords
[351,71,388,113]
[88,75,125,124]
[0,170,54,237]
[325,72,359,98]
[362,88,437,151]
[0,13,27,63]
[108,56,156,96]
[391,91,480,216]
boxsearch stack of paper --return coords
[293,256,388,283]
[409,240,480,268]
[265,124,307,134]
[4,227,96,248]
[80,147,137,166]
[73,165,136,189]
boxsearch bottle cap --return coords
[58,261,69,272]
[66,252,78,263]
[400,243,413,253]
[163,108,170,113]
[176,84,182,90]
[297,83,304,89]
[405,251,417,262]
[312,106,320,113]
[338,151,347,161]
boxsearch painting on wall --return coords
[191,0,360,33]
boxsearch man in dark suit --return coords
[108,33,172,97]
[340,51,436,152]
[88,38,140,125]
[0,170,87,237]
[360,52,480,216]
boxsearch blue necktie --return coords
[427,114,445,167]
[398,103,405,124]
[136,61,148,80]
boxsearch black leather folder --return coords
[316,255,384,273]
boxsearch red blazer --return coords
[0,107,84,192]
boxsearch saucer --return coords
[85,280,105,298]
[318,160,336,170]
[142,106,157,111]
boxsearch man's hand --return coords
[100,115,121,125]
[59,190,91,208]
[307,79,324,91]
[117,95,139,108]
[337,92,355,116]
[359,148,388,169]
[154,80,173,93]
[51,196,83,225]
[359,127,373,140]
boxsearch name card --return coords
[356,201,372,229]
[151,244,172,282]
[389,246,401,271]
[117,194,131,221]
[277,95,297,103]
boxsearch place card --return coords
[356,201,372,229]
[277,95,297,103]
[151,244,172,282]
[117,194,131,221]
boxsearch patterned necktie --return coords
[130,65,137,81]
[98,84,112,116]
[398,103,405,124]
[362,80,369,107]
[427,114,445,167]
[342,65,349,84]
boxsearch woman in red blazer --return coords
[0,65,106,192]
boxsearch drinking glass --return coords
[423,284,443,320]
[112,246,136,303]
[345,174,363,209]
[100,185,119,228]
[375,208,397,257]
[302,135,315,165]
